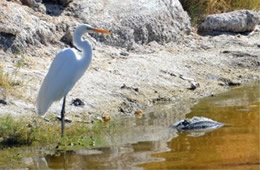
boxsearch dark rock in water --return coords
[170,116,224,131]
[71,98,85,107]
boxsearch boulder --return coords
[0,1,56,53]
[198,10,260,35]
[0,0,191,52]
[67,0,191,47]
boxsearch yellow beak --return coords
[93,28,110,34]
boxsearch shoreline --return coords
[1,28,259,121]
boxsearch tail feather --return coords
[36,81,53,116]
[36,75,64,116]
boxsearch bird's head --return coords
[76,24,110,35]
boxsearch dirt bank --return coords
[1,26,259,122]
[0,1,259,121]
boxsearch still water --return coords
[25,84,260,169]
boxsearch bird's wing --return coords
[36,48,79,116]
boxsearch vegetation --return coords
[179,0,260,25]
[0,114,122,168]
[0,65,12,90]
[0,115,116,149]
[0,56,28,95]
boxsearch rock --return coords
[152,97,172,104]
[20,0,38,7]
[1,0,190,52]
[43,0,73,6]
[222,50,258,58]
[0,99,7,105]
[68,0,191,47]
[0,1,56,53]
[1,0,260,122]
[102,114,111,122]
[170,116,224,131]
[188,81,200,90]
[120,84,139,93]
[96,114,111,122]
[120,51,129,56]
[227,81,241,86]
[118,97,141,114]
[134,110,143,118]
[71,98,85,107]
[218,78,241,87]
[57,0,73,6]
[198,10,260,35]
[19,0,46,13]
[210,92,216,97]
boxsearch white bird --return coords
[36,24,110,137]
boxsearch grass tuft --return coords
[0,57,29,97]
[0,115,118,150]
[0,65,12,90]
[0,115,122,168]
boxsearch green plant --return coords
[15,56,26,70]
[0,115,125,168]
[0,115,119,149]
[0,115,31,147]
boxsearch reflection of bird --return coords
[36,24,110,137]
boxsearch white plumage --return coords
[36,49,80,115]
[36,24,110,136]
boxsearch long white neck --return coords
[73,31,92,70]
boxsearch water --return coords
[141,84,260,169]
[7,84,260,169]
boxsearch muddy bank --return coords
[1,27,259,121]
[0,80,259,169]
[0,1,259,121]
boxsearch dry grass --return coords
[0,65,24,98]
[0,57,27,96]
[180,0,260,25]
[0,65,12,90]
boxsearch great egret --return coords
[36,24,110,137]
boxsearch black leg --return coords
[61,96,66,137]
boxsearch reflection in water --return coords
[141,84,260,169]
[25,84,259,169]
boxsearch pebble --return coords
[0,99,7,105]
[102,114,111,122]
[120,51,129,56]
[71,98,85,107]
[188,81,200,90]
